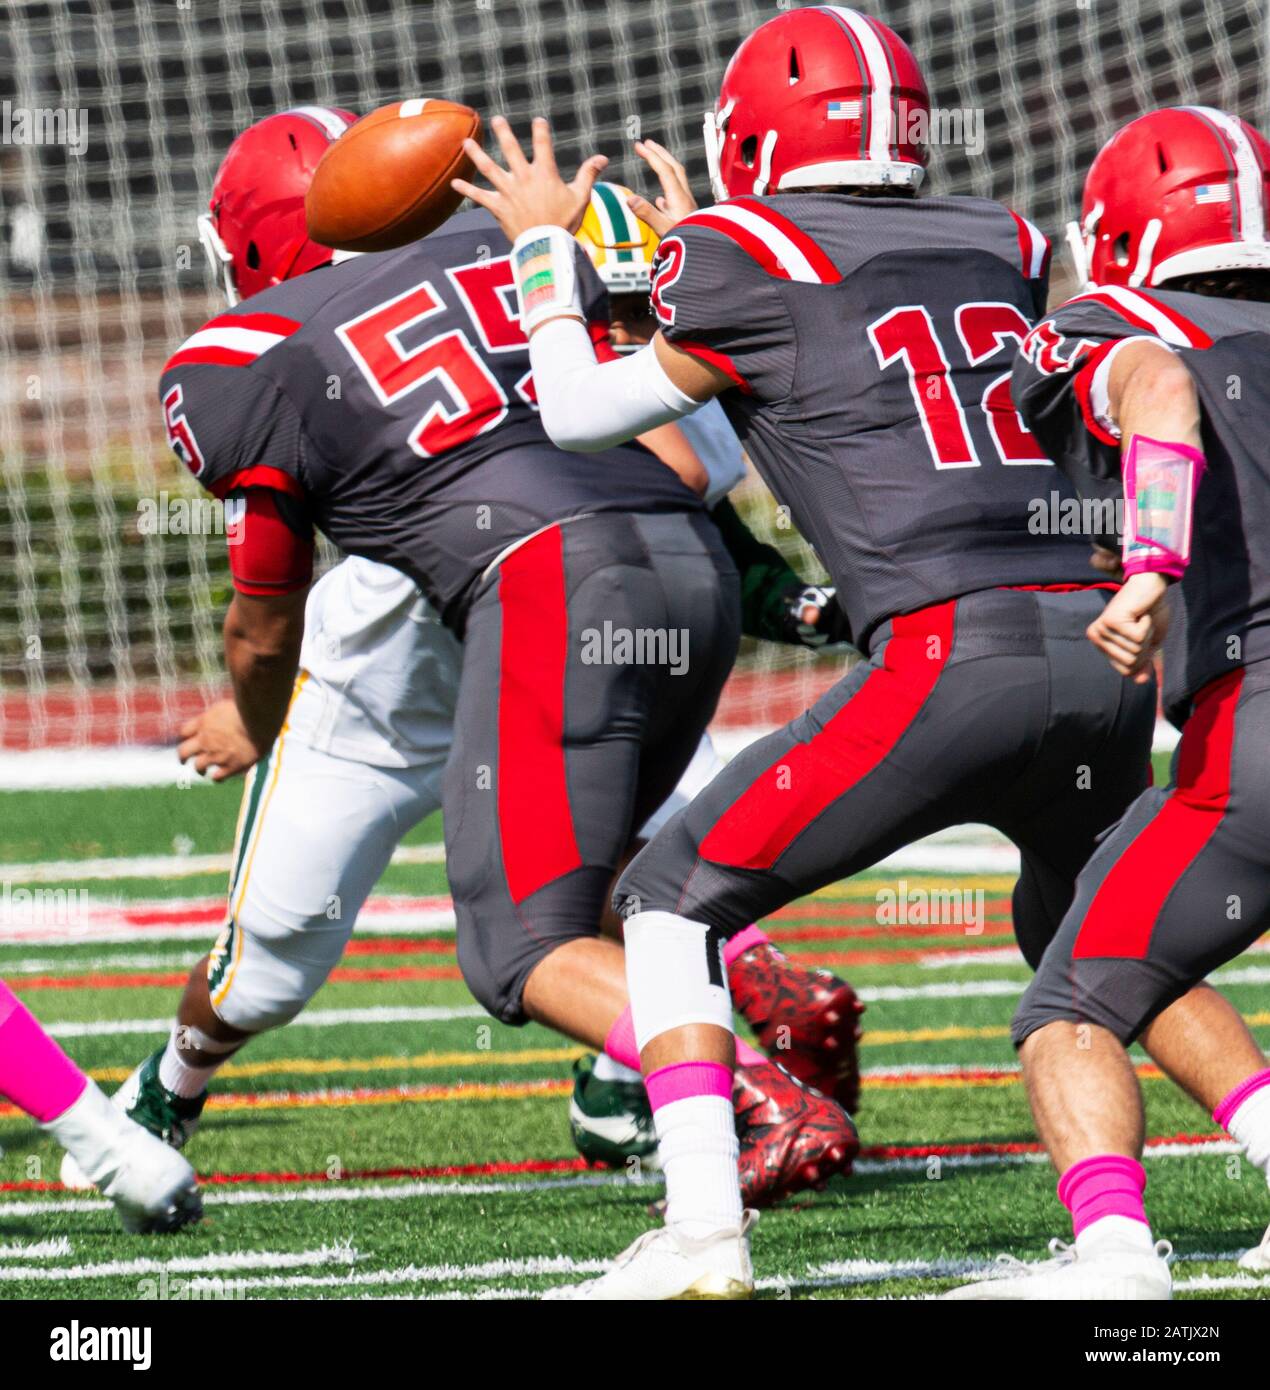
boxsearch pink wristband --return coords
[1121,434,1205,580]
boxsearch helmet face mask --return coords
[1073,106,1270,292]
[704,6,929,203]
[197,210,239,304]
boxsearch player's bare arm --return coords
[221,587,309,765]
[1085,340,1201,681]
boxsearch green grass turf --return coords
[0,781,1266,1300]
[0,784,444,864]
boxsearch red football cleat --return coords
[734,1057,859,1208]
[729,941,865,1112]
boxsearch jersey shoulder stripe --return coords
[672,199,842,284]
[163,311,303,374]
[1066,287,1213,349]
[1007,210,1050,279]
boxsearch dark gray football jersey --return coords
[1013,284,1270,724]
[649,192,1096,648]
[159,209,700,629]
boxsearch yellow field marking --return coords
[809,875,1017,901]
[209,1078,572,1112]
[862,1023,1011,1046]
[88,1047,585,1085]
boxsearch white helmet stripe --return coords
[1184,106,1265,244]
[823,7,893,165]
[287,105,354,141]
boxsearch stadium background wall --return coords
[0,0,1264,747]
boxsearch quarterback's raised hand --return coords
[453,115,608,241]
[628,139,698,236]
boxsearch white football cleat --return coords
[45,1081,202,1233]
[943,1237,1172,1301]
[542,1213,756,1301]
[1238,1223,1270,1272]
[99,1125,203,1234]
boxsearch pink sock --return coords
[1058,1154,1149,1237]
[723,924,770,969]
[645,1060,733,1111]
[605,1006,764,1073]
[0,980,88,1123]
[1213,1068,1270,1130]
[604,1008,641,1072]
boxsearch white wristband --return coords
[511,224,584,334]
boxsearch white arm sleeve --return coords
[528,317,704,453]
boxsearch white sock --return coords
[653,1094,742,1239]
[1074,1213,1156,1259]
[592,1053,642,1085]
[1226,1084,1270,1181]
[159,1026,235,1099]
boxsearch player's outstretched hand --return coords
[452,115,608,241]
[178,699,264,781]
[1085,571,1170,683]
[629,139,698,236]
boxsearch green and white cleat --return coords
[943,1237,1173,1300]
[60,1047,206,1191]
[568,1054,661,1171]
[542,1214,756,1301]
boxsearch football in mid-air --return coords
[305,98,481,252]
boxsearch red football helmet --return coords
[1068,106,1270,290]
[198,106,358,304]
[703,6,929,201]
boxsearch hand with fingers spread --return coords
[452,115,608,242]
[628,139,699,236]
[178,698,265,781]
[1085,570,1170,683]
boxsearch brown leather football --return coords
[305,98,482,252]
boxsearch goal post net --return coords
[1,0,1266,749]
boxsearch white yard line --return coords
[0,841,445,886]
[1174,1272,1270,1292]
[0,1173,640,1220]
[0,1237,72,1260]
[0,950,205,974]
[43,1003,487,1041]
[0,1244,357,1282]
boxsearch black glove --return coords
[781,583,852,649]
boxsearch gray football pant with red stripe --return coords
[617,587,1155,972]
[443,510,740,1025]
[1014,661,1270,1046]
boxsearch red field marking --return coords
[0,683,220,749]
[0,1133,1230,1195]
